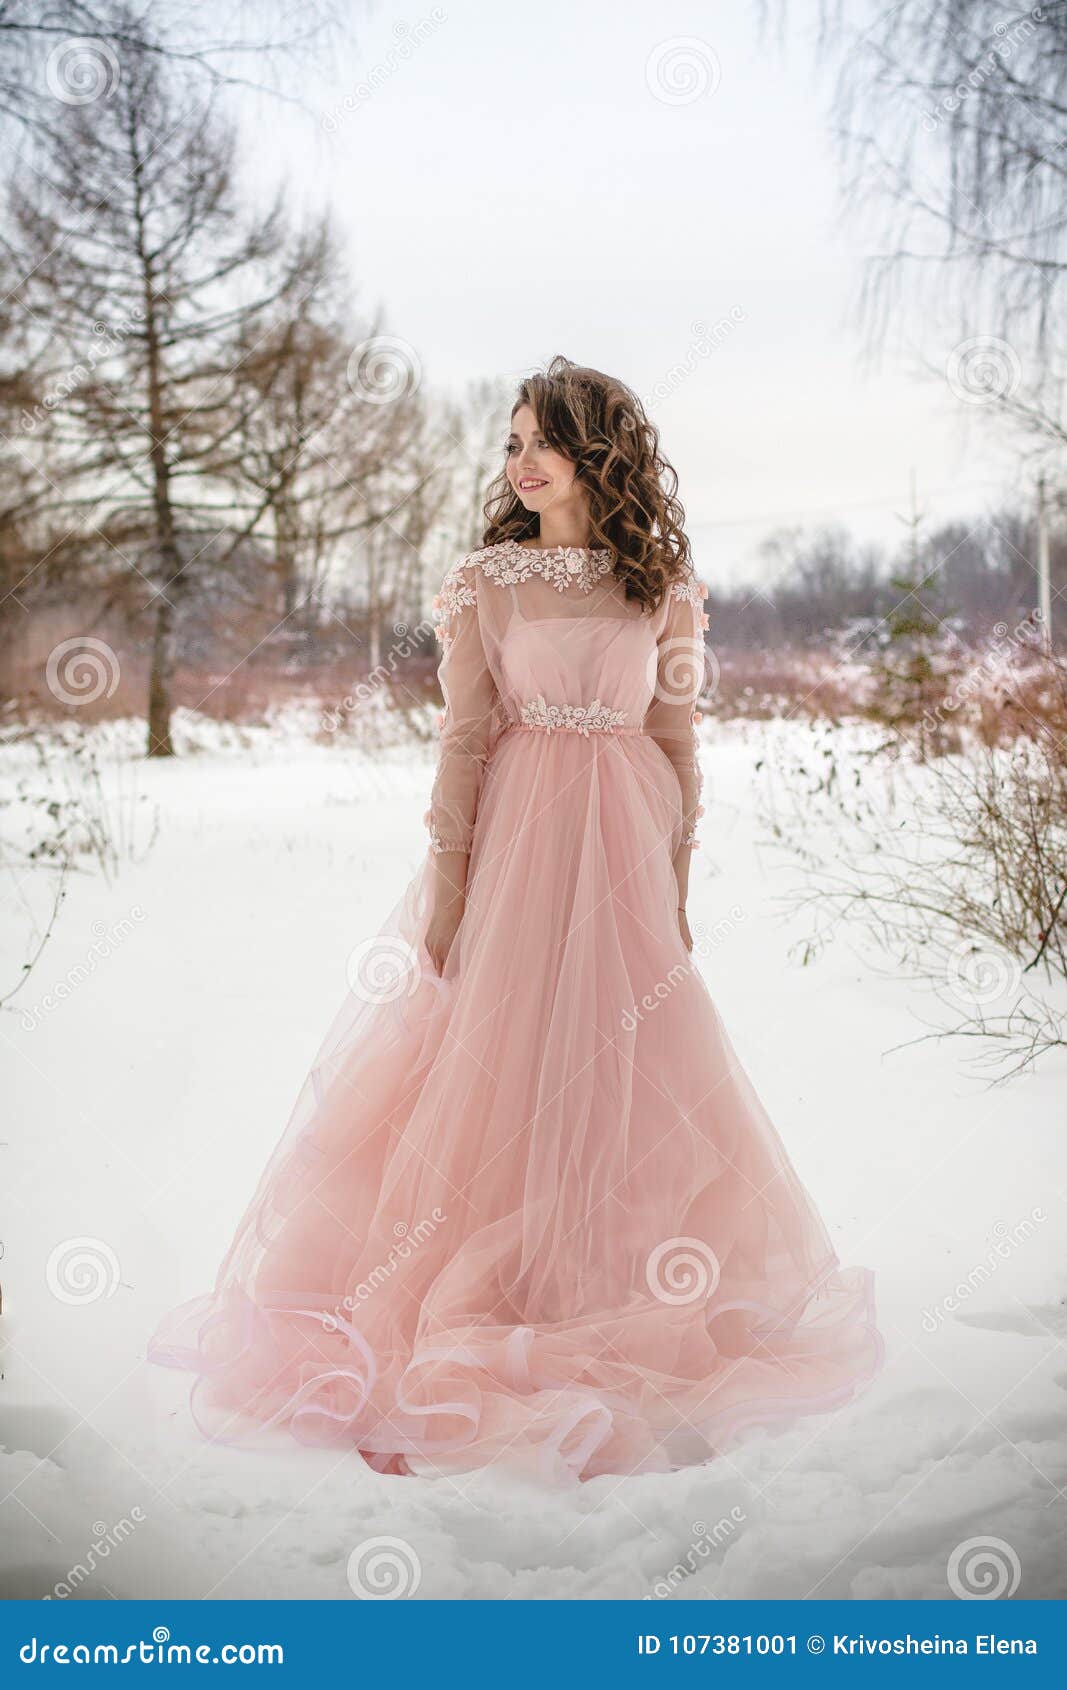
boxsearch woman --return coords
[149,357,882,1482]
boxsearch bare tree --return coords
[4,28,323,753]
[812,0,1066,450]
[445,376,514,556]
[0,0,343,139]
[819,1,1064,324]
[224,259,436,631]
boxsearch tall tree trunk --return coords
[367,537,381,673]
[136,168,183,758]
[147,592,176,756]
[276,489,299,619]
[144,439,183,756]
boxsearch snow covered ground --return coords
[1,713,1065,1602]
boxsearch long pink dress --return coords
[148,540,883,1481]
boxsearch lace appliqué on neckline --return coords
[519,696,629,736]
[486,539,614,590]
[433,540,614,625]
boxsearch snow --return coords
[1,713,1065,1602]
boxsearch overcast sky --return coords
[234,0,1017,586]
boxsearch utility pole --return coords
[1036,476,1052,654]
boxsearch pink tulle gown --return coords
[148,541,883,1481]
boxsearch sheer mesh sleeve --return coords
[644,574,709,848]
[426,562,498,855]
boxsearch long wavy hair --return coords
[482,356,692,612]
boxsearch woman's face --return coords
[505,404,583,518]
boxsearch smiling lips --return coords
[518,477,549,490]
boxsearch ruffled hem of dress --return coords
[147,1262,884,1485]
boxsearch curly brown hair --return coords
[482,356,692,613]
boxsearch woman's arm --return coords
[644,575,709,946]
[425,562,498,972]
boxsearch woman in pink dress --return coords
[149,356,882,1482]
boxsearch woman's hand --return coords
[427,849,469,975]
[678,906,693,952]
[426,894,464,975]
[673,846,692,954]
[427,850,468,976]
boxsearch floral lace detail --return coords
[671,573,708,610]
[434,543,618,641]
[520,696,629,736]
[483,540,614,595]
[683,726,706,848]
[432,563,477,642]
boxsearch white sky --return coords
[233,0,1019,587]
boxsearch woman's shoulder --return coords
[433,542,531,636]
[667,564,708,610]
[432,555,479,634]
[650,564,709,640]
[436,541,512,591]
[432,545,497,621]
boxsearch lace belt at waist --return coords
[509,697,644,737]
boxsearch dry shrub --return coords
[759,651,1067,1079]
[701,647,873,721]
